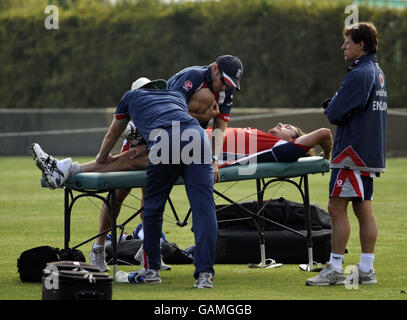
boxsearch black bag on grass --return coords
[160,240,194,264]
[105,238,193,265]
[17,246,86,282]
[215,197,332,264]
[105,238,143,265]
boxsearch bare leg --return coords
[95,188,131,245]
[95,186,146,245]
[328,197,351,255]
[305,197,351,285]
[81,146,148,173]
[352,200,377,253]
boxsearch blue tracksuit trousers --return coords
[142,123,218,278]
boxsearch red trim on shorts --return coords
[331,169,347,197]
[346,171,363,198]
[331,169,363,198]
[360,171,371,177]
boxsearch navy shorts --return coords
[329,168,374,201]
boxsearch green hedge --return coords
[0,0,406,109]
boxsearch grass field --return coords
[0,156,406,301]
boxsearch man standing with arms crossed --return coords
[306,22,387,286]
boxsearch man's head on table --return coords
[268,123,304,141]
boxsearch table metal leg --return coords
[108,190,118,277]
[298,175,322,272]
[64,188,71,250]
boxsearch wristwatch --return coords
[212,154,219,163]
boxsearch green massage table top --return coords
[52,157,330,192]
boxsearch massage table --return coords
[43,156,330,275]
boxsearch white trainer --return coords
[305,262,346,286]
[346,264,377,285]
[128,268,161,284]
[89,246,110,272]
[194,272,214,289]
[31,143,71,189]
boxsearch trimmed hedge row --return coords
[0,0,406,109]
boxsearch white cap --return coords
[131,77,167,90]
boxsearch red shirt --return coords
[206,127,286,155]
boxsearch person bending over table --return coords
[97,55,243,271]
[34,78,219,288]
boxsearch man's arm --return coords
[96,117,129,164]
[325,72,373,125]
[295,128,333,160]
[188,98,220,123]
[211,117,228,182]
[187,87,227,183]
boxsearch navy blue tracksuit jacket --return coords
[325,54,387,173]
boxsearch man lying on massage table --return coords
[31,87,333,189]
[31,87,333,272]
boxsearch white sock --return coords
[68,162,82,176]
[58,158,75,178]
[329,253,344,271]
[93,244,105,250]
[359,253,374,272]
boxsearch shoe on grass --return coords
[89,246,110,272]
[305,262,346,286]
[128,268,161,284]
[346,264,377,285]
[194,272,214,289]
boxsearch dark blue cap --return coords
[216,55,243,91]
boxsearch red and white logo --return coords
[184,80,193,90]
[379,73,384,88]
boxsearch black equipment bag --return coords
[215,197,332,264]
[105,238,193,265]
[105,238,143,265]
[17,246,86,282]
[42,261,113,300]
[160,240,194,264]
